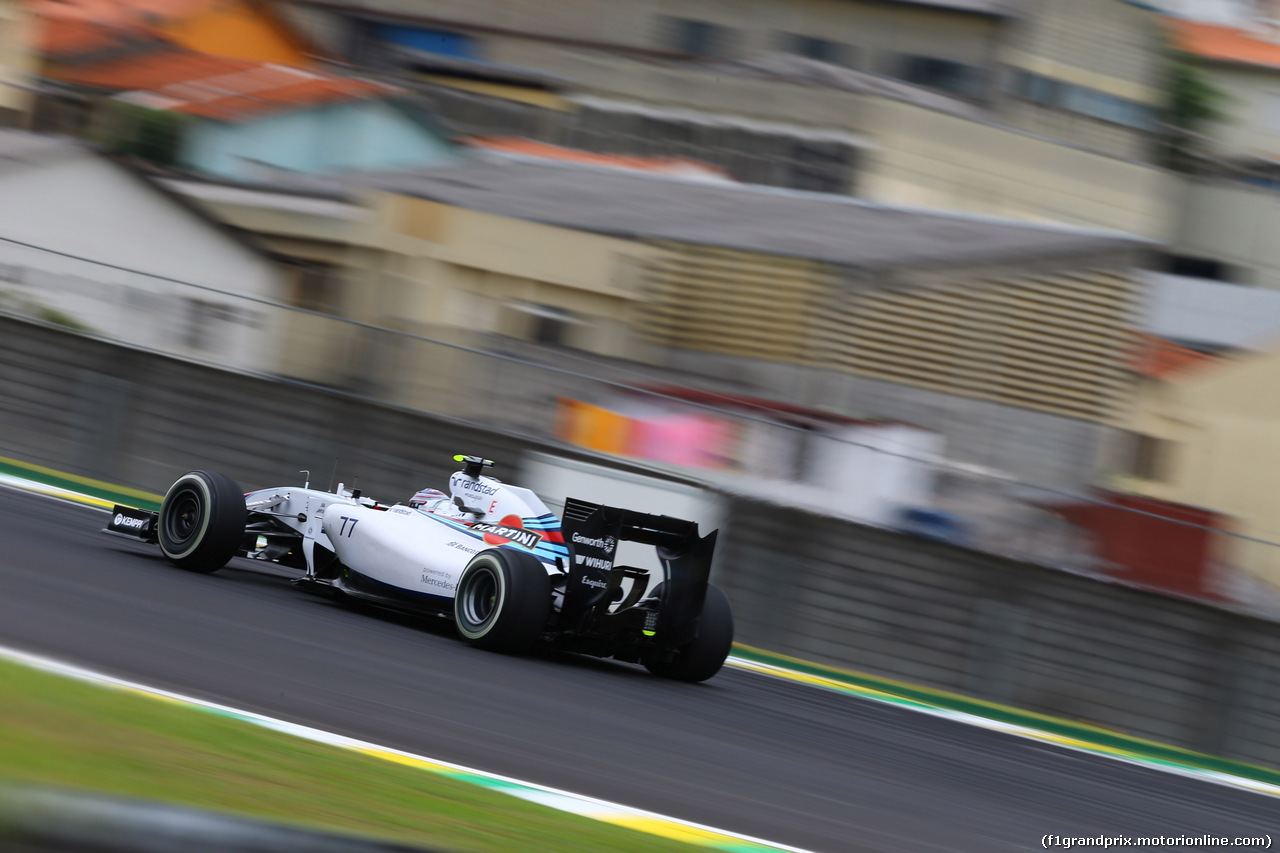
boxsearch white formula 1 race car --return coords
[103,456,733,682]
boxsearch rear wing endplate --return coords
[557,498,717,643]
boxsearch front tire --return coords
[158,471,246,573]
[454,549,551,653]
[643,584,734,683]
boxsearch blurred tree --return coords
[107,104,188,167]
[1159,57,1228,173]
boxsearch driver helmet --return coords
[409,487,448,508]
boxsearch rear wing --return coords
[557,498,717,646]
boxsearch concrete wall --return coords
[863,99,1178,239]
[660,350,1115,492]
[0,314,527,496]
[716,496,1280,765]
[1173,178,1280,289]
[4,314,1280,768]
[995,0,1164,101]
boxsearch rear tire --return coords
[158,471,246,573]
[454,549,551,653]
[643,584,734,683]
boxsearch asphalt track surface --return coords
[0,488,1276,853]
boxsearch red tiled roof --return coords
[1168,18,1280,71]
[170,73,392,121]
[52,46,256,88]
[33,0,224,27]
[40,18,146,59]
[1131,332,1220,380]
[50,46,399,122]
[34,0,324,66]
[34,0,218,58]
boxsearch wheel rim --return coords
[460,566,499,630]
[163,486,203,548]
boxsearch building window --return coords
[531,312,569,346]
[283,260,341,315]
[504,302,582,347]
[895,55,986,99]
[1026,74,1062,106]
[789,139,855,193]
[181,298,241,351]
[663,18,732,58]
[1125,433,1170,481]
[1005,67,1155,130]
[1162,254,1236,282]
[785,34,848,66]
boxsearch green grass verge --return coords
[0,658,709,853]
[732,645,1280,789]
[0,456,162,511]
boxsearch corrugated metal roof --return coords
[343,157,1145,270]
[809,267,1138,421]
[634,242,1139,422]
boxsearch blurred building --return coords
[1164,17,1280,289]
[1139,271,1280,351]
[165,154,1148,490]
[31,0,323,67]
[162,164,662,402]
[0,0,39,126]
[0,129,285,370]
[1102,273,1280,589]
[288,0,1177,238]
[1115,336,1280,590]
[559,387,945,528]
[31,6,458,181]
[293,0,1162,154]
[1048,491,1231,600]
